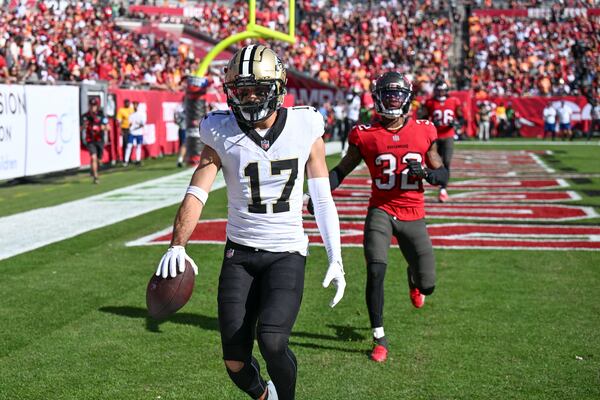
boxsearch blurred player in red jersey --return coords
[308,72,448,362]
[423,80,463,202]
[81,98,108,184]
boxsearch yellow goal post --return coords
[194,0,296,77]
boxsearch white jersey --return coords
[543,106,557,124]
[558,106,572,124]
[200,107,324,255]
[347,95,361,121]
[129,109,146,136]
[592,105,600,120]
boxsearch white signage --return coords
[162,101,180,142]
[24,86,80,176]
[0,85,27,180]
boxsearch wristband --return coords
[186,185,209,205]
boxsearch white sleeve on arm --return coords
[308,177,342,264]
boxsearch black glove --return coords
[407,160,428,180]
[452,116,464,131]
[306,195,315,215]
[425,166,449,186]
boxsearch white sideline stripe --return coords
[0,142,342,261]
[0,168,204,261]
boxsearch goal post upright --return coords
[195,0,296,77]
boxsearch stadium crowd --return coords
[471,0,599,8]
[280,0,452,94]
[0,0,598,100]
[132,0,452,95]
[0,1,196,89]
[464,14,599,97]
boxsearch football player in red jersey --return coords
[423,80,463,202]
[80,98,109,184]
[308,72,448,363]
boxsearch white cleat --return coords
[266,380,278,400]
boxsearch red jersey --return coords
[348,119,437,220]
[424,96,462,139]
[81,111,108,143]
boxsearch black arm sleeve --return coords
[329,166,348,191]
[425,166,449,187]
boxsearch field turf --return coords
[0,144,598,399]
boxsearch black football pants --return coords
[218,239,306,400]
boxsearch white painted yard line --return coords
[0,168,204,261]
[0,142,342,261]
[528,152,556,173]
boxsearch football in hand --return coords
[146,260,195,320]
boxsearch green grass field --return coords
[1,145,599,399]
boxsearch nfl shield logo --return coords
[392,135,400,141]
[226,248,235,258]
[261,139,270,150]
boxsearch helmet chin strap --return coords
[251,110,278,129]
[234,105,278,129]
[241,106,270,123]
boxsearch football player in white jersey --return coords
[155,44,346,400]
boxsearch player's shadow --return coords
[290,324,369,354]
[98,306,218,333]
[294,324,366,342]
[100,307,369,355]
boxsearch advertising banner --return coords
[103,88,294,166]
[0,85,27,181]
[286,72,347,106]
[25,86,80,176]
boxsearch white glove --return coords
[322,260,346,308]
[156,245,199,279]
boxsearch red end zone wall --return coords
[81,86,590,167]
[472,95,592,138]
[80,89,295,166]
[80,89,184,166]
[417,92,592,139]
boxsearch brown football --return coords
[146,260,195,320]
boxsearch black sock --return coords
[407,266,416,289]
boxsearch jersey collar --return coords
[239,108,288,151]
[376,116,411,134]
